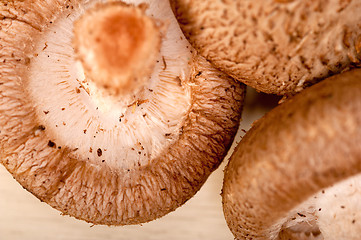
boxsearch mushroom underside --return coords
[277,173,361,240]
[0,0,245,225]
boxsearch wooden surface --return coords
[0,88,280,240]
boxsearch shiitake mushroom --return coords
[0,0,245,225]
[171,0,361,95]
[222,69,361,240]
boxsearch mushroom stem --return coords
[73,2,161,96]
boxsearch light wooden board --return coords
[0,88,279,240]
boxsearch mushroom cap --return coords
[0,0,245,225]
[171,0,361,94]
[222,69,361,239]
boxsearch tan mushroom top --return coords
[222,69,361,239]
[0,0,245,225]
[171,0,361,95]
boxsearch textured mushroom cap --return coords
[222,69,361,239]
[171,0,361,94]
[0,0,245,225]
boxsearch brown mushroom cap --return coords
[171,0,361,94]
[0,0,245,225]
[222,69,361,239]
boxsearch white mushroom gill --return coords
[27,0,193,170]
[273,174,361,240]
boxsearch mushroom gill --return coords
[222,69,361,239]
[0,0,245,225]
[276,174,361,240]
[171,0,361,95]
